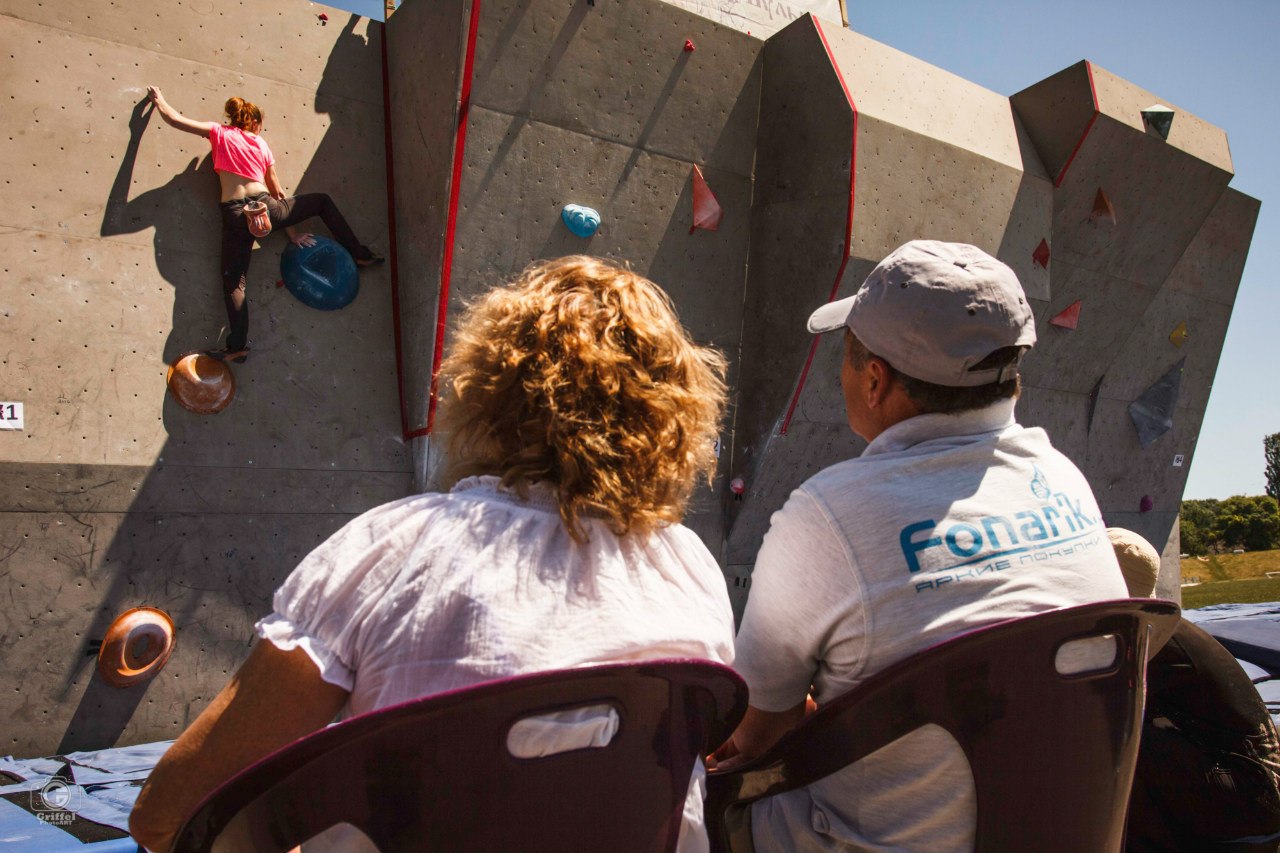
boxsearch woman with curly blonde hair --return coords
[131,256,735,853]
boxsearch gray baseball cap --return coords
[807,240,1036,387]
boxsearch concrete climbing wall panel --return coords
[388,0,762,549]
[727,17,858,578]
[385,0,467,444]
[1010,60,1248,580]
[726,15,1052,590]
[0,0,408,756]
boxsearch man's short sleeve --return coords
[733,486,867,712]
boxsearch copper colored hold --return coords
[97,607,176,688]
[166,352,236,414]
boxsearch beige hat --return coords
[1107,528,1161,597]
[807,240,1036,386]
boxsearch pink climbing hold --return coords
[1139,495,1154,513]
[1049,300,1082,330]
[690,165,722,233]
[1032,238,1050,269]
[730,477,745,495]
[684,39,696,51]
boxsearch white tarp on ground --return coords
[661,0,843,38]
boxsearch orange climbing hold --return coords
[1090,188,1116,225]
[1049,300,1082,330]
[1169,320,1188,347]
[166,352,236,414]
[97,607,176,688]
[1032,238,1050,269]
[690,164,722,233]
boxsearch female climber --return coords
[146,86,383,362]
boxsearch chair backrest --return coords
[706,599,1181,853]
[172,659,747,853]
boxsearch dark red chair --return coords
[706,599,1181,853]
[171,659,747,853]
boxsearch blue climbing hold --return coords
[561,204,601,238]
[280,235,359,311]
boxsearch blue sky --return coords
[336,0,1275,498]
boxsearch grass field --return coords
[1180,576,1280,609]
[1177,549,1280,609]
[1179,549,1280,584]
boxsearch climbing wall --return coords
[1012,63,1257,598]
[725,17,1053,616]
[719,19,1255,614]
[387,0,763,548]
[0,0,407,756]
[386,3,1254,618]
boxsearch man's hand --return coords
[705,701,807,773]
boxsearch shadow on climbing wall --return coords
[6,7,410,756]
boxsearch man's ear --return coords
[865,357,892,408]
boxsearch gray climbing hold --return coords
[1141,104,1175,141]
[1128,358,1184,448]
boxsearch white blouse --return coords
[256,475,735,852]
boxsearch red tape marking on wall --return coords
[421,0,484,437]
[1054,61,1100,188]
[780,17,858,436]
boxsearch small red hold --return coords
[684,39,696,52]
[318,12,329,23]
[1139,495,1154,513]
[730,477,745,500]
[1049,299,1082,330]
[276,279,286,288]
[1032,238,1050,269]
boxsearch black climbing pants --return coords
[218,192,372,351]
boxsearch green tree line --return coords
[1180,495,1280,556]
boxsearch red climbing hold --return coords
[1032,238,1050,269]
[690,165,722,233]
[1049,300,1082,330]
[1090,188,1116,225]
[684,39,696,51]
[318,12,329,23]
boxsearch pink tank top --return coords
[209,123,275,182]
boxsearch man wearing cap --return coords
[714,240,1128,852]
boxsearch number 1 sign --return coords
[0,402,24,430]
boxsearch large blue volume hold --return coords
[280,235,359,311]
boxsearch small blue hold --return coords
[280,235,360,311]
[561,204,601,238]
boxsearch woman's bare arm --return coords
[146,86,216,138]
[128,641,348,853]
[264,164,287,200]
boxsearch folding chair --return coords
[706,599,1180,853]
[171,659,747,853]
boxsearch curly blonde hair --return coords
[438,256,728,541]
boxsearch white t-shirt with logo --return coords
[735,399,1128,853]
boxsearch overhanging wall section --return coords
[0,0,407,755]
[1013,62,1249,592]
[727,17,1051,615]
